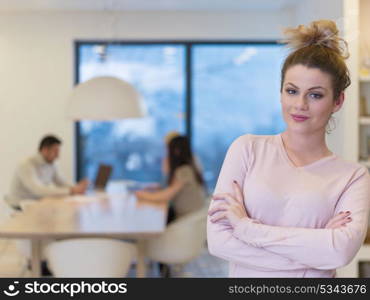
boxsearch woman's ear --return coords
[332,91,345,113]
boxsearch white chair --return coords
[143,206,208,276]
[336,245,370,277]
[44,238,137,277]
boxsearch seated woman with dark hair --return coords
[135,135,206,223]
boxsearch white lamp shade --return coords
[67,76,145,120]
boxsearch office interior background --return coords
[0,0,370,278]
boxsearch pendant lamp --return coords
[67,76,144,120]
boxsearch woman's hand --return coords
[325,211,352,229]
[208,181,249,228]
[135,190,150,200]
[143,183,161,192]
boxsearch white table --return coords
[0,190,167,277]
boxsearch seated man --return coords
[6,135,88,210]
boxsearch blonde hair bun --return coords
[283,19,348,59]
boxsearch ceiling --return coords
[0,0,298,12]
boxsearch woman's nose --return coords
[294,96,309,110]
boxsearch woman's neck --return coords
[281,130,332,159]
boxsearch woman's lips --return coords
[291,114,309,122]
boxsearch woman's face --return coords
[281,64,344,135]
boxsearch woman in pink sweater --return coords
[207,20,370,277]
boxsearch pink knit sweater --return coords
[207,134,370,277]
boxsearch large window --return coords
[76,42,286,192]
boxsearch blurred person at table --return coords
[161,131,181,180]
[140,131,181,192]
[6,135,88,210]
[161,131,203,187]
[136,135,206,223]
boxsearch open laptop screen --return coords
[94,164,112,190]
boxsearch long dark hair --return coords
[167,136,204,186]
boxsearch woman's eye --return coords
[310,93,323,99]
[286,89,296,95]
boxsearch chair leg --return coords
[159,263,171,278]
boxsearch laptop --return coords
[94,164,113,190]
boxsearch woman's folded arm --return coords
[231,167,370,270]
[207,199,311,271]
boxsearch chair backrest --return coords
[45,238,136,277]
[144,206,208,264]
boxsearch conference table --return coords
[0,183,167,277]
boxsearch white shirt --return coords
[6,153,71,207]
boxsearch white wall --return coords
[360,0,370,55]
[359,0,370,160]
[342,0,359,162]
[294,0,343,25]
[0,10,295,196]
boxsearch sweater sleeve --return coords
[18,163,70,198]
[232,166,370,270]
[207,135,309,271]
